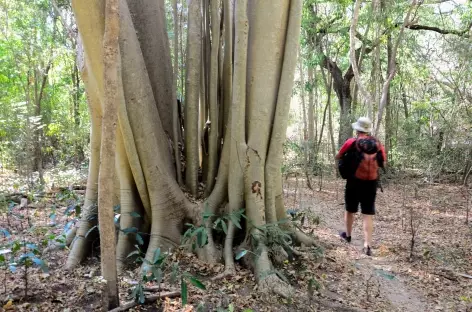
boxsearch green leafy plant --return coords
[182,208,246,250]
[0,238,49,297]
[127,247,206,306]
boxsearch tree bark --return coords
[99,0,120,307]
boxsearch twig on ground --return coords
[316,298,368,312]
[108,291,180,312]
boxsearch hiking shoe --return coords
[340,232,351,243]
[364,246,372,256]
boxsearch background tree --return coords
[0,0,89,178]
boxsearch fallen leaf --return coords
[3,300,14,311]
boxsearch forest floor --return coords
[0,169,471,311]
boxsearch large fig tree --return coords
[66,0,314,296]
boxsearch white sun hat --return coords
[352,116,372,133]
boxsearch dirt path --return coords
[288,180,434,312]
[317,204,428,311]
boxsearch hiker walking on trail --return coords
[336,117,386,256]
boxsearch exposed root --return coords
[258,273,294,299]
[286,245,303,257]
[292,229,317,247]
[203,221,221,263]
[142,235,178,272]
[200,240,222,263]
[65,226,77,246]
[116,232,135,273]
[212,268,236,281]
[271,245,289,265]
[65,203,98,270]
[254,242,294,298]
[222,220,236,271]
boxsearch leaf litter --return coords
[0,169,471,311]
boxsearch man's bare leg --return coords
[363,214,373,248]
[345,212,355,237]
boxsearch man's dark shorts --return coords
[345,178,377,215]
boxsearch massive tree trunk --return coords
[67,0,311,298]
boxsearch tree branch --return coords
[108,291,181,312]
[402,22,471,38]
[374,0,417,135]
[350,0,374,111]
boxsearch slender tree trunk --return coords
[225,0,249,273]
[173,0,183,186]
[99,0,120,308]
[320,66,336,171]
[180,3,186,103]
[266,0,304,225]
[338,92,353,147]
[374,0,417,135]
[185,0,202,196]
[385,33,393,158]
[222,0,233,137]
[34,62,51,185]
[73,59,84,163]
[307,65,315,163]
[299,60,312,187]
[401,83,409,119]
[33,69,44,185]
[66,55,102,265]
[371,0,381,122]
[317,89,330,151]
[299,62,308,141]
[314,69,318,148]
[205,0,221,196]
[349,0,374,113]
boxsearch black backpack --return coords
[338,138,385,180]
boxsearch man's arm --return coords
[378,141,387,167]
[335,138,356,159]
